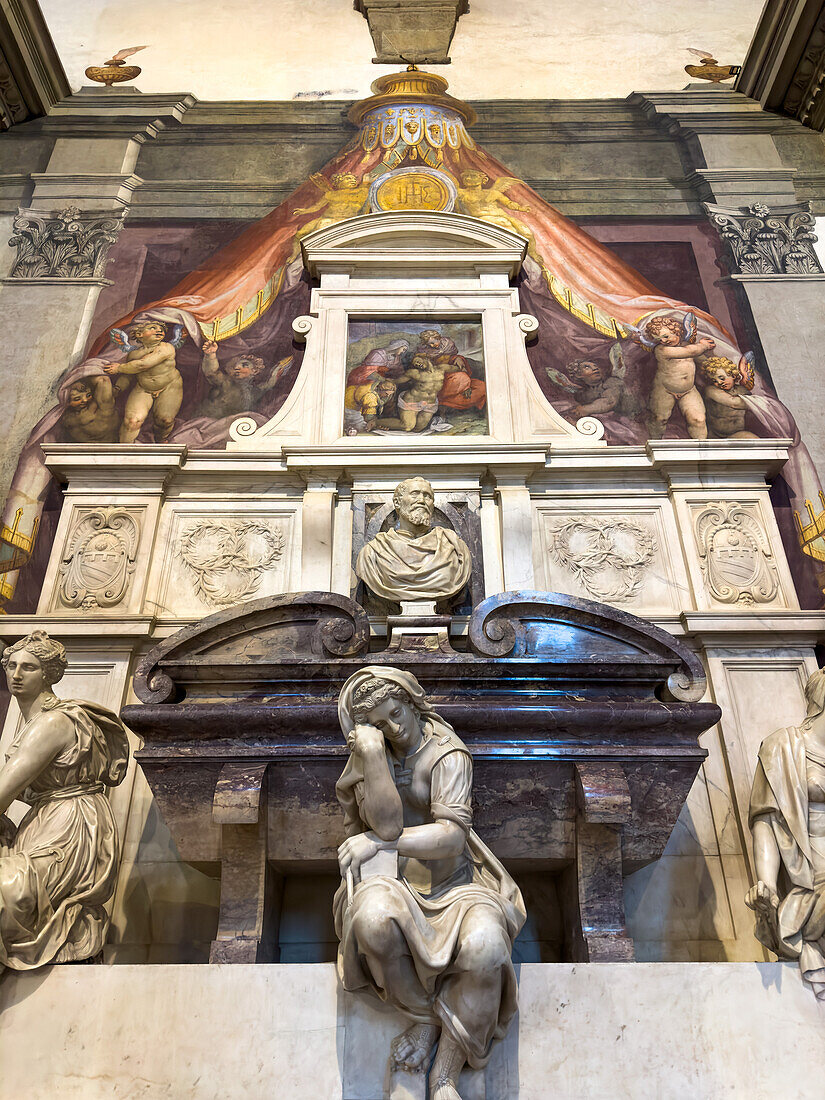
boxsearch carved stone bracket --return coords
[704,201,823,275]
[567,762,635,962]
[209,762,281,963]
[355,0,470,64]
[8,206,126,279]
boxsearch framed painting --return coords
[344,320,487,436]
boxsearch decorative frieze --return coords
[694,502,779,605]
[176,519,285,608]
[548,515,658,603]
[8,206,125,279]
[58,507,140,611]
[703,201,823,275]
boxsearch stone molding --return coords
[0,0,69,130]
[703,200,823,274]
[8,205,126,279]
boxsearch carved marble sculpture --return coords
[746,667,825,999]
[0,631,129,971]
[355,477,472,608]
[334,666,525,1099]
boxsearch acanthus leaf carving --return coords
[8,206,125,279]
[703,201,823,276]
[58,507,140,611]
[694,502,779,605]
[176,518,285,608]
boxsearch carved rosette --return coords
[8,206,125,279]
[176,519,285,608]
[548,516,657,603]
[694,502,779,605]
[58,507,140,611]
[704,201,823,275]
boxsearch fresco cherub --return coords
[454,170,540,262]
[625,311,715,440]
[196,341,292,419]
[546,343,640,423]
[59,375,122,443]
[103,319,187,443]
[289,172,371,261]
[699,353,759,439]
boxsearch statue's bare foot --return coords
[391,1022,440,1072]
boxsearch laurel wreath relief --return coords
[176,519,285,607]
[549,516,657,603]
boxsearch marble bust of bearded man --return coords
[355,477,472,607]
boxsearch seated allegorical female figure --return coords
[747,667,825,999]
[0,630,129,971]
[334,666,525,1100]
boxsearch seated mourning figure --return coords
[334,666,525,1100]
[747,667,825,999]
[355,477,472,611]
[0,631,129,971]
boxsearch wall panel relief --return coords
[56,506,140,611]
[693,502,780,606]
[535,504,684,612]
[148,507,297,620]
[176,519,285,608]
[547,516,657,603]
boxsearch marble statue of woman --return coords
[0,630,129,970]
[747,666,825,999]
[334,666,525,1099]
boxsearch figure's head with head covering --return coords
[338,666,445,757]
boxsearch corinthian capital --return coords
[8,206,125,279]
[704,201,823,276]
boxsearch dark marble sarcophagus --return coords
[123,590,719,964]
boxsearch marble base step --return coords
[1,962,824,1099]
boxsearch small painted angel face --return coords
[335,174,359,190]
[133,322,166,346]
[655,329,681,347]
[365,694,421,755]
[5,648,47,698]
[572,361,605,385]
[67,382,93,408]
[461,170,487,187]
[228,355,264,380]
[711,368,736,391]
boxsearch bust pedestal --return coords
[386,610,456,656]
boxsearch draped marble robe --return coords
[749,724,825,998]
[355,525,472,603]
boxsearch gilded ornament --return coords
[84,46,147,88]
[369,167,456,213]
